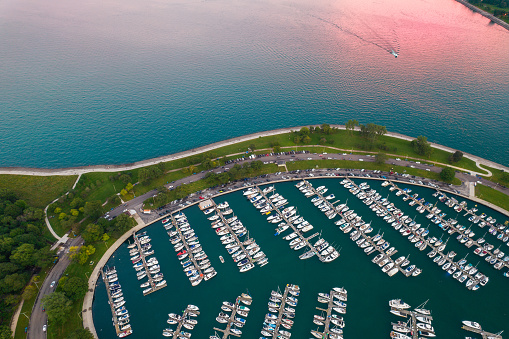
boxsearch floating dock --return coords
[101,269,132,337]
[312,287,347,338]
[254,185,333,262]
[213,295,251,338]
[462,324,503,339]
[391,307,435,339]
[132,232,167,295]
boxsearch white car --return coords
[43,325,47,332]
[50,281,55,288]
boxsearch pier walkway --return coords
[462,324,503,339]
[133,233,167,295]
[392,308,435,339]
[313,288,347,338]
[213,295,251,338]
[255,186,327,262]
[100,270,123,337]
[169,213,204,282]
[210,200,257,269]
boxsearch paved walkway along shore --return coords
[0,125,507,176]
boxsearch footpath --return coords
[0,125,507,176]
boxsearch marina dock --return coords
[165,305,200,338]
[169,213,204,282]
[462,324,503,339]
[213,294,251,338]
[391,307,435,339]
[392,183,509,271]
[270,285,294,339]
[254,185,332,262]
[310,178,413,277]
[312,288,347,338]
[101,270,122,337]
[132,232,167,295]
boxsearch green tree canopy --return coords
[112,214,135,234]
[440,167,456,182]
[375,152,388,165]
[345,119,359,135]
[449,151,463,163]
[61,276,88,301]
[83,200,103,220]
[82,223,104,243]
[411,135,434,158]
[42,292,72,325]
[299,127,310,136]
[10,243,36,268]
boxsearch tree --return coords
[320,123,331,134]
[70,209,79,217]
[125,183,134,192]
[0,325,12,339]
[248,144,256,152]
[449,151,463,163]
[61,276,88,301]
[82,223,103,243]
[411,135,433,158]
[69,245,95,265]
[34,247,54,267]
[119,174,131,184]
[66,328,94,339]
[102,233,110,242]
[120,189,128,196]
[299,127,310,136]
[375,152,388,165]
[110,195,121,205]
[58,212,67,220]
[440,167,456,182]
[22,284,38,300]
[69,198,83,209]
[138,168,151,183]
[302,135,311,144]
[113,214,135,234]
[42,292,72,325]
[84,200,103,220]
[273,146,281,153]
[319,138,327,145]
[2,273,29,293]
[54,207,62,214]
[345,119,359,135]
[10,243,36,267]
[501,171,509,184]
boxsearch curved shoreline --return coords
[0,125,507,175]
[455,0,509,32]
[82,175,509,338]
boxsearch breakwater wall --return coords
[455,0,509,31]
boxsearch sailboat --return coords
[391,50,399,58]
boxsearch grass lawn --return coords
[14,267,53,339]
[47,237,117,339]
[475,184,509,212]
[0,175,77,208]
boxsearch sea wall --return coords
[455,0,509,31]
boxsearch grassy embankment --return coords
[0,175,77,209]
[475,2,509,24]
[475,184,509,212]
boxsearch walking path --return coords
[10,300,23,335]
[0,125,506,176]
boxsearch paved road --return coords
[28,236,83,339]
[105,151,509,226]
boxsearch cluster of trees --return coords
[411,136,434,158]
[449,151,463,163]
[0,189,55,337]
[138,164,165,184]
[293,124,338,145]
[359,123,387,143]
[204,161,264,185]
[440,167,456,182]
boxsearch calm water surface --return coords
[0,0,508,168]
[93,179,509,338]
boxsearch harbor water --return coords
[1,0,509,168]
[93,179,509,338]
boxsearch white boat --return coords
[462,321,481,330]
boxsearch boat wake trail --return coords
[310,14,399,57]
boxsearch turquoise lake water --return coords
[93,179,509,338]
[1,0,508,168]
